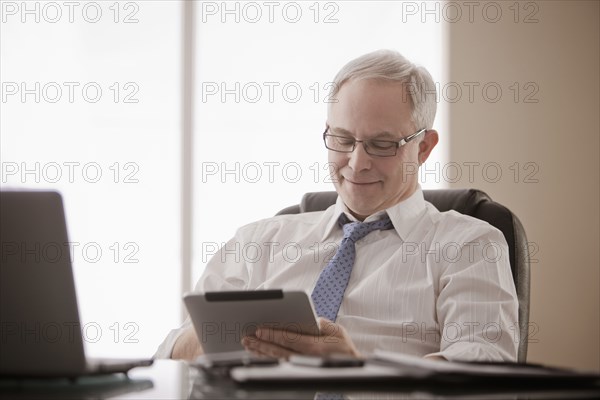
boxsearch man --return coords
[155,50,519,361]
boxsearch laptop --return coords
[0,190,153,378]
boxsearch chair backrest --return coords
[276,188,530,362]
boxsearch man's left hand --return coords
[241,317,360,359]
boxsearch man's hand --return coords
[241,317,360,359]
[171,326,203,360]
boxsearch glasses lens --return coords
[325,135,355,152]
[365,140,397,157]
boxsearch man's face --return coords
[327,79,437,220]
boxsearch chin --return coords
[341,197,380,218]
[336,181,386,215]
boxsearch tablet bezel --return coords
[183,290,320,354]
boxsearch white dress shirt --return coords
[155,187,519,361]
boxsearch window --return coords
[1,1,181,357]
[1,0,447,357]
[192,1,448,286]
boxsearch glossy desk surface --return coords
[1,360,599,399]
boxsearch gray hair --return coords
[329,49,437,130]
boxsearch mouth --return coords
[345,178,379,186]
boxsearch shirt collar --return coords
[384,186,427,241]
[322,186,427,241]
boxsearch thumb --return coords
[317,317,338,336]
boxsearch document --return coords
[230,350,600,385]
[372,350,565,378]
[230,361,423,383]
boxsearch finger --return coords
[256,327,321,354]
[243,344,268,358]
[318,317,339,336]
[243,336,295,359]
[242,337,269,358]
[241,334,261,345]
[316,319,362,357]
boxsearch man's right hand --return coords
[171,326,203,360]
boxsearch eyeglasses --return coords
[323,126,426,157]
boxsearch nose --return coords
[347,141,372,172]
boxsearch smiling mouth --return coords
[345,178,379,185]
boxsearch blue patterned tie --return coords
[311,214,393,321]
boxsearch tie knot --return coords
[340,215,393,243]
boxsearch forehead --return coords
[328,79,415,135]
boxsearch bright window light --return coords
[0,1,182,358]
[192,1,448,286]
[1,1,449,358]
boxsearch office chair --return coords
[276,189,530,362]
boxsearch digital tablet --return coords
[183,290,320,353]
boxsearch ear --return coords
[418,130,439,164]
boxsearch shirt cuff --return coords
[424,341,512,362]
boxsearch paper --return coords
[231,350,600,383]
[230,361,418,383]
[372,350,591,378]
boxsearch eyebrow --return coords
[328,127,398,140]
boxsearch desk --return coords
[120,360,599,400]
[1,360,599,399]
